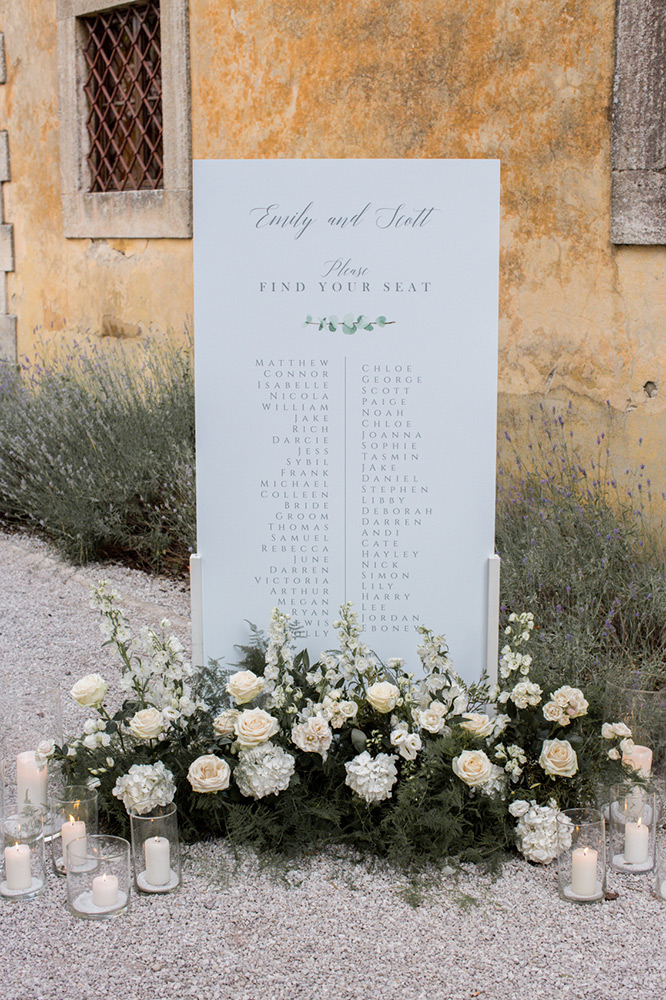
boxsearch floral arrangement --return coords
[57,584,635,867]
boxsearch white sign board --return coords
[193,159,499,680]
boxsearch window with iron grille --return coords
[82,1,163,193]
[57,0,191,239]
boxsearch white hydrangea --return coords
[344,751,398,804]
[513,798,569,864]
[234,742,295,799]
[112,761,176,815]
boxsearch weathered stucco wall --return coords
[0,0,193,353]
[2,0,666,508]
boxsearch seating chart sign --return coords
[193,159,500,680]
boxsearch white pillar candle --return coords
[61,818,87,868]
[4,844,32,891]
[144,836,171,886]
[571,847,597,897]
[92,873,119,907]
[16,751,47,810]
[622,744,653,777]
[624,818,649,864]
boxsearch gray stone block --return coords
[0,314,17,363]
[0,131,10,183]
[0,225,14,271]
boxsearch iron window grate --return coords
[82,1,163,193]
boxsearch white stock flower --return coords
[344,751,398,804]
[187,754,231,793]
[539,739,578,778]
[235,708,280,748]
[366,682,400,714]
[128,707,164,740]
[226,670,264,705]
[460,713,494,738]
[213,708,240,737]
[70,673,108,708]
[234,742,295,799]
[112,761,176,815]
[291,716,333,758]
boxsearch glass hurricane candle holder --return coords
[557,808,606,903]
[129,804,181,894]
[1,813,46,901]
[609,783,657,873]
[66,835,130,920]
[50,784,98,876]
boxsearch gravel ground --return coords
[1,530,666,1000]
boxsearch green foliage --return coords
[0,335,195,574]
[496,404,666,692]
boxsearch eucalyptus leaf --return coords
[351,728,367,752]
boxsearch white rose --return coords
[613,722,632,738]
[339,700,358,720]
[70,673,108,707]
[366,681,399,714]
[619,737,635,756]
[226,670,264,705]
[35,739,56,765]
[291,716,333,758]
[128,707,164,740]
[608,747,621,761]
[452,749,494,788]
[460,713,494,738]
[213,708,240,737]
[418,701,449,734]
[543,701,564,723]
[601,722,615,740]
[235,708,280,748]
[508,799,530,817]
[390,727,422,761]
[538,738,578,778]
[187,754,231,793]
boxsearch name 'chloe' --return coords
[250,203,315,239]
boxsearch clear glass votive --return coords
[129,804,181,893]
[66,835,130,919]
[557,808,606,903]
[50,784,99,876]
[1,813,46,901]
[609,783,658,873]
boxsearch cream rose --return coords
[538,738,578,778]
[128,707,164,740]
[418,701,449,734]
[187,754,231,793]
[70,673,108,707]
[452,749,494,788]
[213,708,240,737]
[543,701,565,724]
[234,708,280,748]
[366,681,399,714]
[226,670,264,705]
[460,712,494,738]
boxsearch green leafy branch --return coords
[303,313,395,335]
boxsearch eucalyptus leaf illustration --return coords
[304,313,395,335]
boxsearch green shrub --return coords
[0,335,196,574]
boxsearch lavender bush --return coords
[0,335,195,574]
[496,403,666,693]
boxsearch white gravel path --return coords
[1,530,665,1000]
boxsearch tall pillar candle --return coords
[16,751,47,810]
[622,744,653,777]
[625,818,649,864]
[4,844,32,891]
[144,836,170,886]
[571,847,598,897]
[61,819,86,868]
